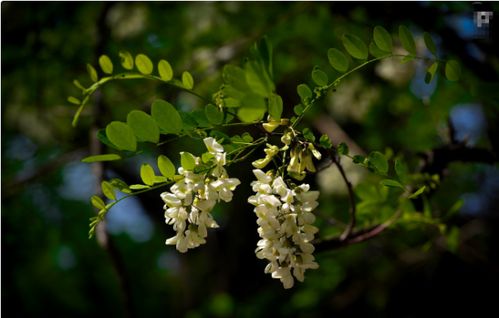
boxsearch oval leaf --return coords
[135,54,153,75]
[312,69,328,86]
[67,96,80,105]
[180,152,196,171]
[98,54,113,74]
[394,158,409,182]
[140,163,155,186]
[86,63,98,82]
[126,110,160,143]
[445,60,461,82]
[158,59,173,81]
[151,99,183,134]
[129,184,150,190]
[297,84,312,102]
[342,33,368,60]
[106,121,137,151]
[182,71,194,89]
[368,151,388,175]
[101,181,116,200]
[119,51,134,70]
[369,42,390,58]
[373,26,393,52]
[81,154,122,163]
[158,155,176,179]
[205,104,224,125]
[380,179,404,189]
[425,62,439,84]
[328,48,349,73]
[408,185,426,199]
[423,32,437,55]
[268,93,283,120]
[91,195,106,210]
[399,25,416,55]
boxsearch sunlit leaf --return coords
[101,181,116,200]
[110,178,131,194]
[158,155,176,179]
[126,110,160,143]
[182,71,194,89]
[373,26,393,52]
[158,59,173,81]
[129,184,150,190]
[445,60,461,81]
[423,32,437,55]
[119,51,134,70]
[399,25,416,55]
[205,104,224,125]
[91,195,106,210]
[237,107,266,123]
[67,96,80,105]
[368,151,388,175]
[244,60,274,97]
[312,69,328,86]
[135,53,153,75]
[140,163,155,186]
[327,48,349,73]
[105,121,137,151]
[180,152,197,171]
[86,63,98,82]
[81,154,122,163]
[342,33,368,60]
[268,93,283,120]
[425,62,439,84]
[151,99,183,134]
[408,185,426,199]
[98,54,113,74]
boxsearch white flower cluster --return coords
[161,137,240,253]
[248,169,320,288]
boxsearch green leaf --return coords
[293,104,305,116]
[268,93,283,120]
[423,32,437,55]
[91,195,106,210]
[158,59,173,81]
[369,42,390,58]
[205,104,224,125]
[101,181,116,200]
[445,60,461,82]
[105,121,137,151]
[337,142,349,155]
[303,128,315,142]
[368,151,388,175]
[119,51,134,70]
[353,155,366,164]
[408,185,426,199]
[297,84,312,102]
[110,178,131,194]
[158,155,176,179]
[399,25,416,55]
[180,152,197,171]
[86,63,98,82]
[342,33,368,60]
[182,71,194,89]
[67,96,80,105]
[129,184,150,190]
[327,48,349,73]
[311,69,328,86]
[126,110,160,143]
[380,179,404,189]
[394,158,409,182]
[98,54,113,74]
[73,79,85,92]
[135,54,153,75]
[425,62,439,84]
[140,164,155,186]
[81,154,122,163]
[446,226,460,253]
[151,99,183,134]
[244,60,274,96]
[319,134,332,149]
[237,108,266,123]
[373,26,393,52]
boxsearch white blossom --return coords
[248,169,320,289]
[161,138,240,253]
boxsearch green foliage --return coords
[98,54,113,74]
[297,84,313,102]
[180,152,197,171]
[423,32,437,55]
[81,154,122,163]
[312,68,329,86]
[182,71,194,89]
[368,151,389,175]
[342,33,368,60]
[319,134,333,149]
[158,59,173,81]
[205,104,224,125]
[126,110,160,143]
[119,50,134,70]
[327,48,349,72]
[373,26,393,53]
[135,53,154,75]
[268,93,283,120]
[151,99,183,134]
[380,179,404,189]
[445,60,461,81]
[105,121,137,152]
[101,181,116,200]
[157,155,176,179]
[86,63,98,82]
[337,142,349,155]
[90,195,106,210]
[398,25,416,55]
[140,164,156,186]
[425,62,439,84]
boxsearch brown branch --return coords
[315,209,401,253]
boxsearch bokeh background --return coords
[2,2,499,317]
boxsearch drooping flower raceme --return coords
[161,137,240,253]
[248,169,320,288]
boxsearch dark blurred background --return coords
[2,2,499,317]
